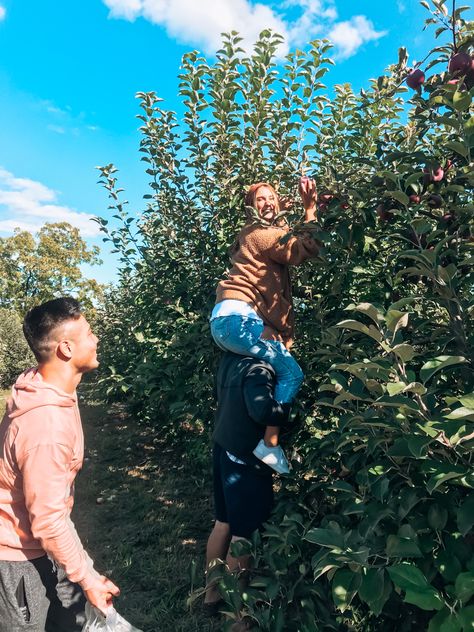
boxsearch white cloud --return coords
[47,124,66,134]
[328,15,386,59]
[103,0,386,60]
[0,168,100,237]
[104,0,289,54]
[0,6,6,21]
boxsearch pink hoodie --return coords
[0,368,100,590]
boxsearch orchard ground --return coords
[1,388,221,632]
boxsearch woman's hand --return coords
[298,176,317,221]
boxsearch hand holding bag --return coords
[82,602,144,632]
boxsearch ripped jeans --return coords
[210,314,303,403]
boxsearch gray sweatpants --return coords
[0,556,86,632]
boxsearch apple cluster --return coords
[406,50,474,90]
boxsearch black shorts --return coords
[213,443,274,538]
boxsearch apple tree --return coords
[96,2,473,629]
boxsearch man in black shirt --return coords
[204,351,291,618]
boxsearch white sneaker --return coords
[253,439,290,474]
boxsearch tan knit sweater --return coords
[216,223,319,344]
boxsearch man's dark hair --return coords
[23,297,82,362]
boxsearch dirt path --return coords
[74,400,221,632]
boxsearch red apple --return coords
[376,204,393,222]
[340,201,350,210]
[432,164,444,182]
[449,52,472,75]
[406,69,425,89]
[317,202,328,213]
[409,194,421,204]
[428,194,443,208]
[423,164,444,183]
[319,193,334,203]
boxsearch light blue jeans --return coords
[210,314,304,403]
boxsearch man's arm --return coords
[19,440,119,612]
[242,364,291,426]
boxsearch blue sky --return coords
[0,1,466,284]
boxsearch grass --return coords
[2,387,221,631]
[73,398,221,632]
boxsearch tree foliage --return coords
[0,308,35,388]
[96,2,473,629]
[0,222,103,313]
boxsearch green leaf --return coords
[387,382,407,396]
[335,319,383,342]
[387,563,430,591]
[391,344,417,362]
[386,190,410,206]
[428,608,462,632]
[458,605,474,630]
[435,550,462,582]
[445,140,468,158]
[424,461,468,493]
[455,572,474,604]
[427,504,448,530]
[459,393,474,408]
[358,568,385,606]
[407,435,432,457]
[420,356,467,383]
[304,528,345,550]
[457,495,474,536]
[453,89,472,112]
[445,407,474,421]
[386,535,422,558]
[404,587,444,611]
[332,568,362,612]
[347,302,383,326]
[386,310,410,334]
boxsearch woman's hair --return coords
[244,182,280,220]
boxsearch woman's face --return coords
[254,186,278,221]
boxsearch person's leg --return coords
[205,444,231,606]
[226,536,251,574]
[205,520,231,605]
[263,425,279,447]
[0,557,50,632]
[222,454,274,542]
[43,560,86,632]
[222,456,273,631]
[211,316,304,404]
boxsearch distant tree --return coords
[0,222,103,313]
[0,308,35,387]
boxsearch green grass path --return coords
[74,401,221,632]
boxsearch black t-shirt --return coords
[213,352,291,462]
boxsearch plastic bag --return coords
[82,603,144,632]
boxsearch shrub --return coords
[95,2,473,629]
[0,309,35,388]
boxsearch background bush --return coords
[95,3,473,630]
[0,308,35,388]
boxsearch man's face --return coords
[255,186,277,222]
[59,315,99,373]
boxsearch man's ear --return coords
[57,339,73,360]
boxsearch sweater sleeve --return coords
[243,364,291,427]
[18,442,99,589]
[255,226,319,266]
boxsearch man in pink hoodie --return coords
[0,297,119,631]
